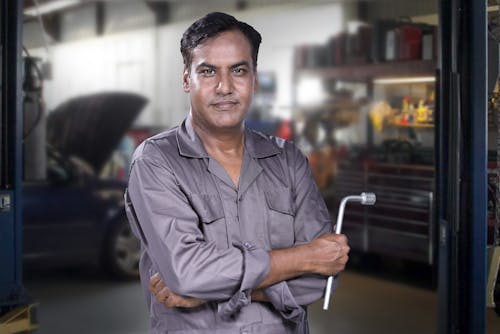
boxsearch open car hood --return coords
[47,92,148,173]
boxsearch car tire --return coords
[103,218,141,280]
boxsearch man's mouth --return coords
[212,101,238,109]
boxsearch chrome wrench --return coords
[323,192,376,310]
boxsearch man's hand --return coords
[257,233,350,289]
[306,233,350,276]
[149,273,206,308]
[251,289,269,302]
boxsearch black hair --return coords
[180,12,262,71]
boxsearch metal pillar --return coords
[437,0,487,333]
[0,0,26,313]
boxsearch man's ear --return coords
[253,71,259,94]
[182,67,190,92]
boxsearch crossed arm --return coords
[130,142,350,310]
[150,233,350,308]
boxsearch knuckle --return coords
[165,297,175,308]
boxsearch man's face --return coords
[183,29,257,133]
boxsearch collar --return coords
[176,116,210,158]
[176,116,282,159]
[244,126,282,159]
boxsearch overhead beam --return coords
[145,1,170,25]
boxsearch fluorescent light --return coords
[24,0,80,16]
[374,76,436,84]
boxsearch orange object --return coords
[276,120,293,140]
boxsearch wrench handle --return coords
[323,193,376,311]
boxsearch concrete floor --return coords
[24,262,500,334]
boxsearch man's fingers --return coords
[149,273,161,290]
[339,254,349,265]
[149,273,168,296]
[165,295,206,308]
[164,292,191,308]
[338,243,350,254]
[150,272,161,284]
[319,233,348,244]
[148,274,205,309]
[151,280,165,295]
[156,287,172,304]
[164,293,179,308]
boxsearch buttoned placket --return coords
[206,156,241,246]
[205,147,261,248]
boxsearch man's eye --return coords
[232,67,247,75]
[200,69,215,76]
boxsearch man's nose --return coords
[216,72,233,95]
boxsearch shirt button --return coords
[238,196,243,202]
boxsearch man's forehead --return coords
[191,30,253,64]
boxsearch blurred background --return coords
[2,0,498,333]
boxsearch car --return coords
[22,92,147,280]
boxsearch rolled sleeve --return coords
[127,142,270,311]
[266,143,335,319]
[264,275,339,323]
[218,242,270,319]
[264,282,305,323]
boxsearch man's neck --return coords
[190,117,245,158]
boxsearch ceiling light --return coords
[24,0,80,17]
[373,76,436,85]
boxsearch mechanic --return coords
[125,12,350,334]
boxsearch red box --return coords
[398,25,422,60]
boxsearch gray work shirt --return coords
[125,117,333,334]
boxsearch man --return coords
[125,12,350,334]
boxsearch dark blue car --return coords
[22,92,147,279]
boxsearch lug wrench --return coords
[323,192,376,310]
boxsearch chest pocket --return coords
[265,190,295,249]
[188,193,228,249]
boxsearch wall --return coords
[30,3,343,127]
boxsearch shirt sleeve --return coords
[263,142,336,322]
[126,142,270,318]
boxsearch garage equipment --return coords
[0,304,38,334]
[323,192,376,310]
[0,0,39,332]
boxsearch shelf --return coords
[368,162,435,173]
[388,121,434,129]
[295,101,364,112]
[296,60,436,81]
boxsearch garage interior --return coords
[1,0,500,333]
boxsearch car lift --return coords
[0,304,38,334]
[0,0,39,332]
